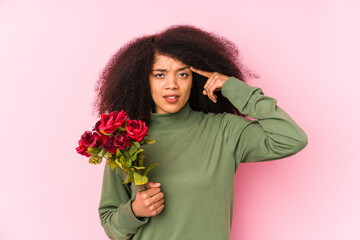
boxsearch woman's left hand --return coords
[190,66,230,103]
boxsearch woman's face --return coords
[149,54,193,114]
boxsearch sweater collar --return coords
[149,102,195,130]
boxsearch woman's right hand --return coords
[131,182,165,217]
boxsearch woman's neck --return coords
[149,102,196,130]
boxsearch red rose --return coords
[80,131,101,148]
[114,132,131,150]
[76,140,91,157]
[125,120,148,142]
[101,135,117,154]
[98,110,128,135]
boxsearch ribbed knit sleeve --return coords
[220,77,308,169]
[98,165,149,239]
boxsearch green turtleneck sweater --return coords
[98,76,308,240]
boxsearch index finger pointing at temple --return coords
[190,66,213,78]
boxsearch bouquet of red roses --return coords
[76,110,158,191]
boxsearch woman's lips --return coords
[164,95,179,103]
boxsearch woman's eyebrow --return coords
[178,66,190,71]
[152,66,190,72]
[153,68,167,72]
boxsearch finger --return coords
[203,74,216,98]
[208,76,223,92]
[150,191,164,203]
[205,75,216,99]
[208,82,222,103]
[203,73,215,91]
[152,198,165,210]
[204,75,217,102]
[190,66,213,78]
[156,204,165,214]
[142,187,161,199]
[148,182,161,188]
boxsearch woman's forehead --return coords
[152,54,187,69]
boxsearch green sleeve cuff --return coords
[221,76,263,112]
[118,199,149,233]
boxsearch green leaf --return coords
[123,173,134,184]
[133,172,148,185]
[87,147,101,156]
[99,130,112,136]
[137,152,145,166]
[132,149,144,161]
[109,161,117,170]
[115,159,123,169]
[124,151,131,160]
[129,144,137,156]
[144,163,160,176]
[140,139,155,145]
[133,141,140,149]
[104,151,112,158]
[116,148,121,157]
[118,156,126,166]
[126,158,132,168]
[138,152,145,160]
[106,158,117,170]
[132,166,145,170]
[98,148,106,157]
[89,156,102,165]
[123,168,135,184]
[121,155,132,168]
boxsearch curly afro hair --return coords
[93,25,256,125]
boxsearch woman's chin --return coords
[156,102,186,114]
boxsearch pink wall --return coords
[1,0,359,239]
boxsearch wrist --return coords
[131,200,139,218]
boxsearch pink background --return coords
[1,0,359,239]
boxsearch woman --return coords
[94,25,308,240]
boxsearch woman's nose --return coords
[165,75,179,89]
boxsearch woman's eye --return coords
[179,72,188,77]
[155,73,164,78]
